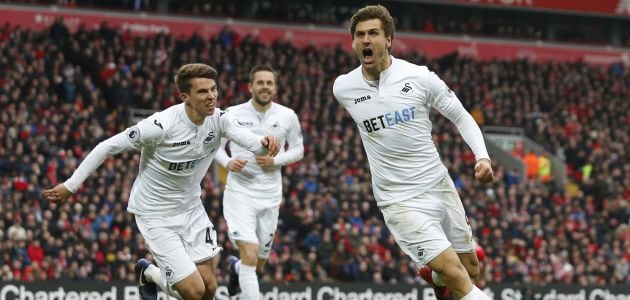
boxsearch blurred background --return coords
[0,0,628,296]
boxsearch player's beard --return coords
[253,94,272,108]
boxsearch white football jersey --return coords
[216,100,304,201]
[64,103,265,216]
[333,57,489,206]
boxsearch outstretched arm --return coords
[43,116,165,203]
[42,131,135,203]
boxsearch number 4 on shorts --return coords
[205,227,214,244]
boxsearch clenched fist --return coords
[42,184,72,204]
[261,136,280,156]
[474,158,494,184]
[226,158,248,172]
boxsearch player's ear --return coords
[179,92,189,102]
[248,83,254,94]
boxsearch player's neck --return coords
[184,104,205,125]
[252,98,272,112]
[362,56,391,81]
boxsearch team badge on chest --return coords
[204,131,216,144]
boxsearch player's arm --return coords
[267,112,304,167]
[215,137,248,172]
[43,117,165,203]
[219,110,280,157]
[426,71,494,183]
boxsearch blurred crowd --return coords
[6,0,630,47]
[0,19,628,287]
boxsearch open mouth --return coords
[362,48,374,63]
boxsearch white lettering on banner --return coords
[540,289,586,300]
[2,284,628,300]
[589,289,630,300]
[121,23,170,34]
[483,288,495,299]
[123,286,138,300]
[263,287,311,300]
[499,0,532,5]
[0,285,116,300]
[501,288,524,300]
[66,291,79,300]
[458,43,478,58]
[316,287,417,300]
[216,286,313,300]
[616,0,630,14]
[123,286,173,300]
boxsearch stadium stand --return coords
[0,2,628,289]
[15,0,630,47]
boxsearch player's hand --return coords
[475,158,494,184]
[261,135,280,157]
[42,184,72,204]
[255,155,274,168]
[226,158,248,172]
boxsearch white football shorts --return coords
[380,175,475,267]
[135,204,221,285]
[223,188,280,259]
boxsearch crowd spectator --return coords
[0,20,628,287]
[9,0,628,47]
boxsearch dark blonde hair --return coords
[349,5,395,52]
[248,64,277,84]
[174,63,218,93]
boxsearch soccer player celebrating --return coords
[215,65,304,299]
[333,5,493,300]
[43,63,280,300]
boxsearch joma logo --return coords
[354,95,371,104]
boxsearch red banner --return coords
[0,5,628,65]
[448,0,630,16]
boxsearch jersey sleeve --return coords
[214,138,231,168]
[273,111,304,166]
[332,76,344,104]
[218,110,266,155]
[63,115,166,193]
[426,71,490,161]
[132,115,168,147]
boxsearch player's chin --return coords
[361,61,377,69]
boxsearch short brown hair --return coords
[248,64,277,84]
[349,5,395,51]
[174,63,218,93]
